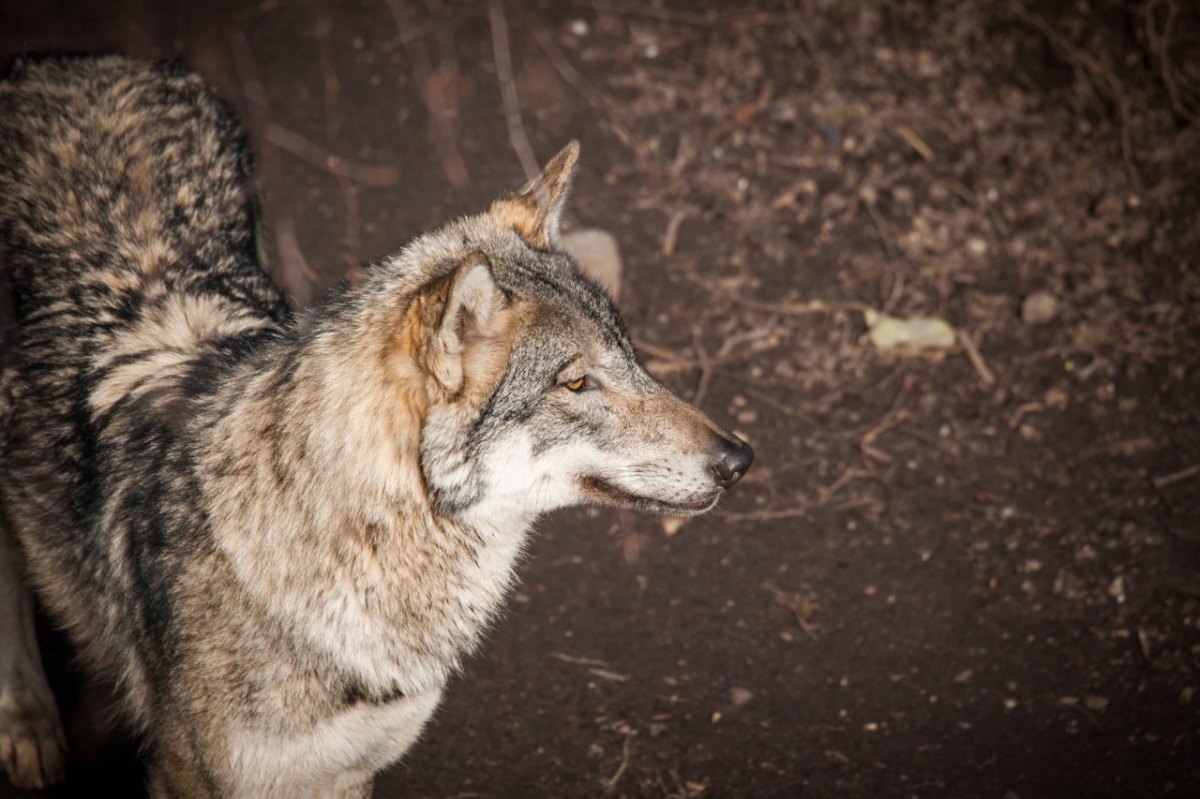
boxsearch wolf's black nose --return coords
[713,436,754,488]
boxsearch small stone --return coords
[966,237,988,255]
[661,517,687,537]
[1084,696,1109,712]
[769,100,797,122]
[568,19,589,36]
[1044,387,1069,408]
[560,229,622,301]
[1021,291,1058,325]
[730,687,754,707]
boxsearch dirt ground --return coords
[2,0,1199,797]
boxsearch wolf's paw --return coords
[0,673,67,789]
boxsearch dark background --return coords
[2,1,1199,797]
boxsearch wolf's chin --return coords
[580,476,722,516]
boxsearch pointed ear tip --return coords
[551,140,581,169]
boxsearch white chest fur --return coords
[225,688,444,799]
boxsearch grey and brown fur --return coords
[0,55,752,797]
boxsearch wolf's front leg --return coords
[0,519,67,789]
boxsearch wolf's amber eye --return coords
[563,376,587,392]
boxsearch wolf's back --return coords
[0,54,287,336]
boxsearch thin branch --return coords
[489,0,541,183]
[1009,2,1143,191]
[385,0,470,189]
[662,208,688,256]
[549,652,610,668]
[1153,464,1199,489]
[958,329,997,387]
[315,0,364,275]
[602,734,633,795]
[860,194,897,261]
[725,505,811,522]
[229,27,399,189]
[533,29,651,165]
[263,124,401,187]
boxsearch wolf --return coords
[0,55,753,797]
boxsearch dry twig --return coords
[764,582,819,635]
[893,123,935,162]
[725,505,811,522]
[274,219,321,286]
[385,0,470,188]
[533,29,651,165]
[860,412,909,465]
[227,29,321,304]
[817,467,870,505]
[859,194,898,261]
[1153,464,1199,489]
[688,323,777,407]
[1009,2,1143,191]
[634,340,699,367]
[489,0,541,183]
[549,652,610,668]
[1145,0,1197,120]
[315,0,364,275]
[589,667,630,683]
[957,329,997,387]
[228,28,399,189]
[273,219,322,308]
[662,208,688,257]
[602,733,633,794]
[263,124,401,187]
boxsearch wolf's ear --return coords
[489,141,580,249]
[430,257,505,395]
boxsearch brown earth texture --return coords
[2,0,1199,797]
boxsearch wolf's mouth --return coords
[581,476,721,515]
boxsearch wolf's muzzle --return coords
[712,435,754,488]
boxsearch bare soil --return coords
[2,1,1198,797]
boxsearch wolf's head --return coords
[373,143,752,528]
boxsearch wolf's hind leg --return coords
[0,516,68,789]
